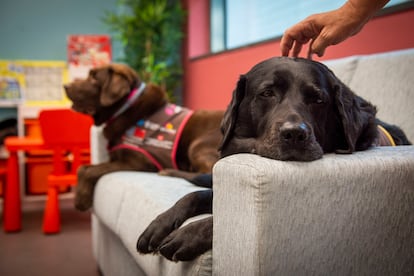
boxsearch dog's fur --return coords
[65,63,224,211]
[136,57,411,262]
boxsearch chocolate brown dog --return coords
[65,64,224,211]
[136,57,411,262]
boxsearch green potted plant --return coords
[104,0,186,100]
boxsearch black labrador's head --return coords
[219,57,377,161]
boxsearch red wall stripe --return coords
[183,4,414,110]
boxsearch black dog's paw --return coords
[137,217,175,254]
[137,210,183,254]
[137,190,213,258]
[159,216,213,262]
[189,174,212,188]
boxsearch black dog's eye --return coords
[314,97,324,104]
[260,89,274,98]
[304,87,325,105]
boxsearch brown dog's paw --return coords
[74,191,93,211]
[74,182,93,211]
[74,165,95,211]
[159,217,213,262]
[75,189,92,211]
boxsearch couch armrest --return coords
[212,146,414,275]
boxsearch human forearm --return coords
[342,0,390,28]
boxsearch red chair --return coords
[0,165,6,193]
[39,109,93,234]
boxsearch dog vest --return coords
[110,103,194,170]
[375,125,396,147]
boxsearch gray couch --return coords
[91,48,414,276]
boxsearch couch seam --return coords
[346,57,360,87]
[115,186,128,235]
[257,166,264,276]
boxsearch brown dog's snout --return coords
[64,84,70,91]
[280,122,310,145]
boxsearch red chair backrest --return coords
[39,109,92,147]
[39,109,93,175]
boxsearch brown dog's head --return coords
[64,63,143,125]
[219,57,377,161]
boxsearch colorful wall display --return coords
[67,34,111,81]
[0,60,69,106]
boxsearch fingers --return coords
[282,34,329,58]
[280,21,317,58]
[309,33,330,57]
[281,33,309,57]
[281,37,314,58]
[307,40,314,60]
[280,33,295,56]
[292,41,303,57]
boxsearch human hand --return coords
[280,1,379,58]
[281,10,364,58]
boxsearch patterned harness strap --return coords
[110,103,194,170]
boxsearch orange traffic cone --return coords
[42,186,61,234]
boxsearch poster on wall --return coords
[0,60,68,106]
[67,34,112,81]
[0,77,22,102]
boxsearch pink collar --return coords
[109,82,146,122]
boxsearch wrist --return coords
[344,0,389,19]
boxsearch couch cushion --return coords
[93,171,212,276]
[323,55,359,85]
[348,48,414,142]
[324,48,414,142]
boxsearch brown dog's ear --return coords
[219,75,247,152]
[110,64,139,85]
[100,64,139,106]
[333,79,377,153]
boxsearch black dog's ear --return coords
[333,78,377,153]
[219,75,247,152]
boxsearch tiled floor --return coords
[0,197,100,276]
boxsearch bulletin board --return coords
[0,36,111,107]
[0,60,69,106]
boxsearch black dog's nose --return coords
[280,122,309,144]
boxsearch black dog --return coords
[136,57,411,261]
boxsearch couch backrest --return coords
[323,48,414,142]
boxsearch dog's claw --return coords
[136,238,147,254]
[137,233,161,254]
[156,217,213,262]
